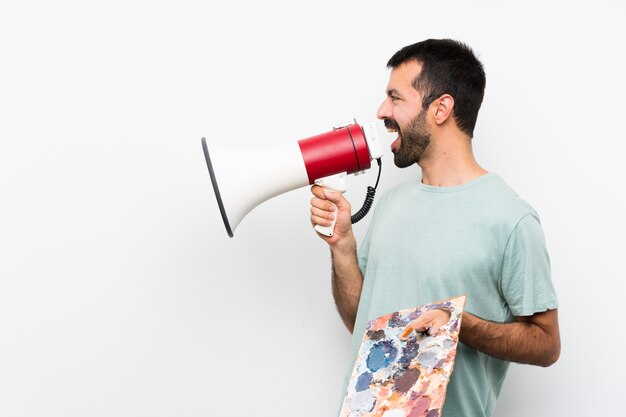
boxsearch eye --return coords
[390,95,400,102]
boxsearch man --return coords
[310,39,560,417]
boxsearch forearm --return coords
[330,234,363,334]
[460,311,560,367]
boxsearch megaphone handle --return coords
[314,197,340,237]
[314,172,348,237]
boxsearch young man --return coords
[310,39,560,417]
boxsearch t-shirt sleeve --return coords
[500,212,559,317]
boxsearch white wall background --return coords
[1,1,625,416]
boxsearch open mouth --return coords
[384,119,400,133]
[384,119,401,152]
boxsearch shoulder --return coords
[476,175,545,244]
[485,175,539,219]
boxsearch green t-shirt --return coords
[349,173,558,417]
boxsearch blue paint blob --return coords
[450,319,458,332]
[408,310,422,321]
[398,338,420,365]
[388,312,407,328]
[434,358,446,369]
[366,340,398,372]
[430,302,449,310]
[418,349,438,368]
[355,372,373,392]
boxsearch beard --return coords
[390,109,431,168]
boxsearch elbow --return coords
[539,340,561,367]
[539,353,559,367]
[546,346,561,367]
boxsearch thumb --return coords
[322,190,350,211]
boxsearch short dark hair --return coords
[387,39,486,137]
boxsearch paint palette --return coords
[339,295,466,417]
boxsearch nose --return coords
[377,98,391,120]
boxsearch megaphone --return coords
[201,120,384,237]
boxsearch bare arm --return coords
[310,185,363,333]
[460,309,561,367]
[330,240,363,333]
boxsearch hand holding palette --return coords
[339,295,466,417]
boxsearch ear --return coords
[432,94,455,126]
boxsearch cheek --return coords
[394,111,411,130]
[398,107,423,129]
[393,104,415,123]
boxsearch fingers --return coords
[310,205,335,220]
[400,309,452,340]
[400,326,415,340]
[323,190,349,212]
[309,185,352,239]
[310,186,341,227]
[400,318,428,341]
[429,309,451,335]
[310,191,337,228]
[310,205,336,227]
[311,185,350,210]
[310,195,337,213]
[428,322,443,335]
[400,324,432,340]
[409,316,430,332]
[310,184,325,199]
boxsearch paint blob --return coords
[425,409,440,417]
[366,340,398,372]
[350,389,376,412]
[410,395,432,416]
[367,329,386,341]
[356,372,373,392]
[394,368,420,393]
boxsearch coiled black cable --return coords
[351,158,382,224]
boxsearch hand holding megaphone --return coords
[201,120,384,237]
[310,181,353,241]
[311,172,348,237]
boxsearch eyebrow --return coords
[386,88,401,97]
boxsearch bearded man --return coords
[310,39,560,417]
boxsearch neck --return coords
[418,133,488,187]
